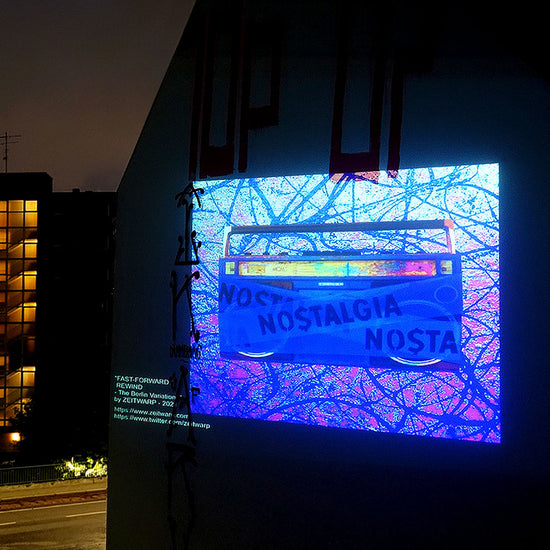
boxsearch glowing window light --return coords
[8,271,37,291]
[8,200,24,212]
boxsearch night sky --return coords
[2,1,548,194]
[0,1,195,192]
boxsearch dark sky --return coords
[2,1,548,194]
[0,1,195,192]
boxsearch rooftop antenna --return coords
[0,132,21,173]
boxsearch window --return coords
[0,200,39,426]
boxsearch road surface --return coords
[0,498,106,549]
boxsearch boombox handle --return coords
[223,219,456,256]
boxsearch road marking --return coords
[0,521,17,526]
[66,510,106,518]
[0,499,107,513]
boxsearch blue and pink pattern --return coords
[190,165,500,443]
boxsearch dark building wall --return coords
[108,1,550,548]
[34,190,117,461]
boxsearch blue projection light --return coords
[190,166,500,443]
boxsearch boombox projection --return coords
[191,165,500,443]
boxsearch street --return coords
[0,498,106,549]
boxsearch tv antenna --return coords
[0,132,21,173]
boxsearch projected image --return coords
[218,219,462,370]
[191,165,500,443]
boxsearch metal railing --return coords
[0,461,107,486]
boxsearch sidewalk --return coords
[0,476,107,509]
